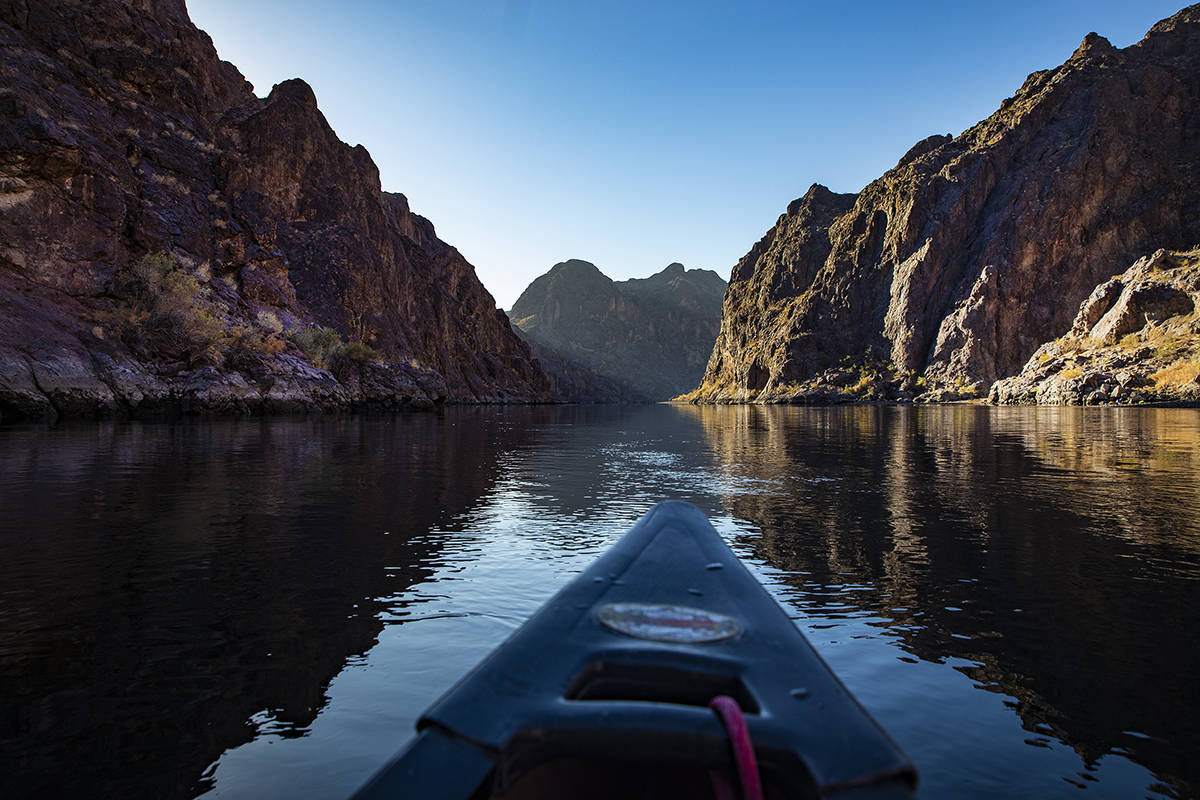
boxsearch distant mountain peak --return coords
[510,260,727,401]
[550,258,602,273]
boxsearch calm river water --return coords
[2,405,1198,798]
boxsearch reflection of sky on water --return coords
[205,405,1197,799]
[2,405,1195,799]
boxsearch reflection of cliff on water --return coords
[681,404,1200,797]
[0,412,529,799]
[470,404,731,541]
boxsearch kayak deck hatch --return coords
[351,500,917,799]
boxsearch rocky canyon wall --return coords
[692,5,1200,405]
[0,0,549,421]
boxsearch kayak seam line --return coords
[420,720,501,758]
[818,763,919,793]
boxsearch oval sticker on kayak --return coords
[596,603,741,643]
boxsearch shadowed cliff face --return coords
[510,260,726,401]
[680,404,1200,797]
[694,6,1200,403]
[0,413,533,799]
[0,0,548,421]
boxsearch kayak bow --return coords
[352,500,917,799]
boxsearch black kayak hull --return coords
[352,501,917,799]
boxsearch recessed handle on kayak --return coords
[481,700,819,797]
[564,660,760,712]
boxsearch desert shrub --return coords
[291,326,343,369]
[1150,334,1189,362]
[1150,360,1200,388]
[1059,337,1084,354]
[143,303,224,364]
[221,323,289,370]
[128,251,177,295]
[97,251,226,365]
[339,341,382,363]
[1118,333,1142,351]
[289,325,384,369]
[1059,366,1084,380]
[255,310,284,335]
[848,373,877,395]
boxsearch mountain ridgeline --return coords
[0,0,549,421]
[689,5,1200,406]
[510,261,726,401]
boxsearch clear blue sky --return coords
[188,0,1186,309]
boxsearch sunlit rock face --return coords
[0,0,549,421]
[693,6,1200,404]
[991,247,1200,405]
[510,260,726,401]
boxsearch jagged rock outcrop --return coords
[691,5,1200,404]
[0,0,549,421]
[509,260,726,401]
[990,247,1200,404]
